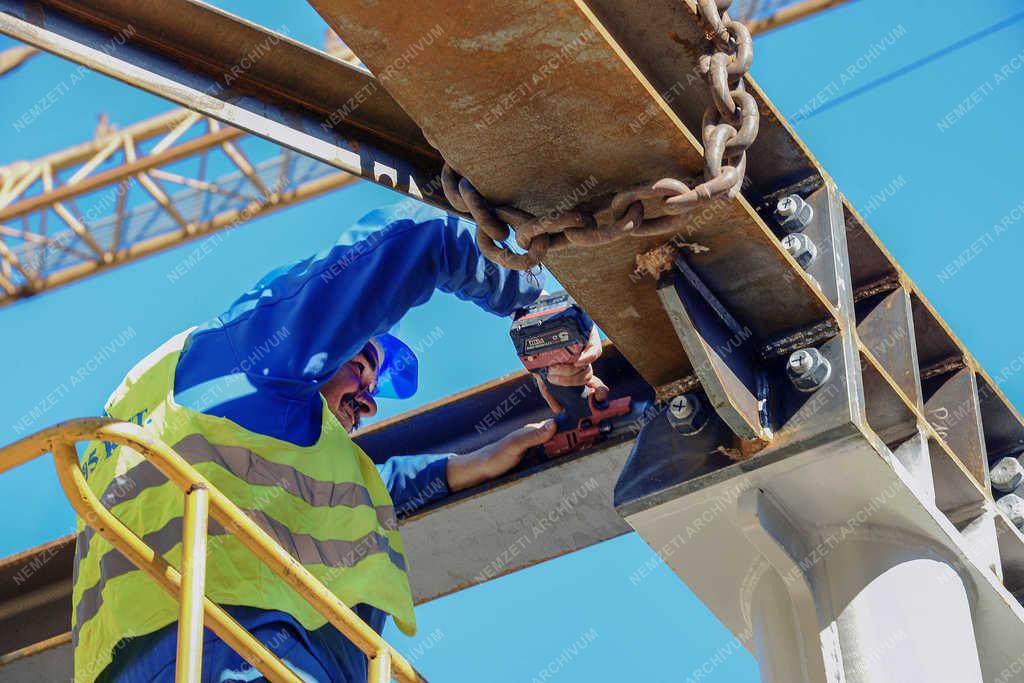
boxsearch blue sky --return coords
[2,1,1024,680]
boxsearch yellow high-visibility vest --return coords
[71,329,416,681]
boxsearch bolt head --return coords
[786,347,831,392]
[781,233,817,268]
[665,393,707,435]
[775,194,814,233]
[788,349,814,375]
[777,196,797,217]
[669,394,694,420]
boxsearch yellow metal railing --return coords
[0,418,426,683]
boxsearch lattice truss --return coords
[0,108,355,305]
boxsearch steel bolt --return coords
[775,194,813,232]
[666,393,708,435]
[669,394,694,420]
[991,457,1024,493]
[781,233,817,269]
[997,493,1024,529]
[787,348,831,392]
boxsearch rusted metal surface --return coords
[856,287,922,409]
[760,317,839,359]
[920,355,968,382]
[910,290,965,370]
[858,349,917,447]
[843,203,901,290]
[10,0,1022,480]
[923,368,990,488]
[852,272,901,303]
[309,0,833,390]
[582,0,817,194]
[435,0,759,272]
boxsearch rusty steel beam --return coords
[0,0,1016,502]
[0,0,1016,534]
[308,0,837,399]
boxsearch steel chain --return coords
[442,0,758,271]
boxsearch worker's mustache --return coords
[341,394,363,429]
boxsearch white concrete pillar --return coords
[821,531,983,683]
[751,568,816,683]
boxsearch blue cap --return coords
[369,333,418,399]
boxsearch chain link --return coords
[442,0,759,271]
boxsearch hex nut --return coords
[787,348,831,392]
[997,493,1024,528]
[991,457,1024,493]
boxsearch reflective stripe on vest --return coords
[70,329,416,682]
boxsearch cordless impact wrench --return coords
[510,292,636,458]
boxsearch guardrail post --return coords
[176,483,210,683]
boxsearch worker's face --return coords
[321,347,379,432]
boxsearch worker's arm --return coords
[377,419,557,516]
[217,202,543,394]
[377,453,451,516]
[174,202,544,438]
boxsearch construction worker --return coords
[72,200,607,682]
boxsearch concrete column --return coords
[740,490,984,683]
[820,530,983,683]
[751,568,816,683]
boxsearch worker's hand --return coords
[446,419,557,492]
[536,323,609,413]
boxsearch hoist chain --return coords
[442,0,758,271]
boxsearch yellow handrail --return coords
[0,418,426,683]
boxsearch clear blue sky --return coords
[2,1,1023,680]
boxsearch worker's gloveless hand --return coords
[536,323,609,413]
[446,419,557,491]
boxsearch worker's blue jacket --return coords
[104,201,543,681]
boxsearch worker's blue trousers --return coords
[152,626,337,682]
[102,611,361,682]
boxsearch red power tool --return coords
[511,292,634,458]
